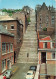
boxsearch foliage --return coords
[14,9,22,12]
[9,13,12,16]
[2,9,7,12]
[43,27,47,31]
[27,17,31,23]
[2,9,22,16]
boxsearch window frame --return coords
[10,44,13,52]
[2,43,6,54]
[7,44,9,53]
[11,25,14,30]
[52,52,56,59]
[43,42,47,48]
[51,15,55,24]
[2,59,6,72]
[4,25,7,29]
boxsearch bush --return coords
[9,13,12,16]
[27,17,31,23]
[43,27,47,31]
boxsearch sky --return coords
[0,0,56,9]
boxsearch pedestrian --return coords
[3,75,6,79]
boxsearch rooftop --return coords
[0,25,14,36]
[38,31,55,41]
[36,2,55,12]
[0,15,14,21]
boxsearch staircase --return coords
[17,10,38,63]
[40,64,47,79]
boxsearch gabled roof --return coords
[40,3,48,10]
[36,3,48,13]
[0,25,14,36]
[36,2,55,13]
[38,31,55,42]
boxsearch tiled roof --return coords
[0,15,14,21]
[0,25,14,36]
[38,31,55,41]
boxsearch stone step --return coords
[40,76,46,79]
[23,36,37,38]
[18,53,38,57]
[23,38,37,40]
[22,43,37,45]
[17,10,38,63]
[40,64,47,79]
[17,57,38,63]
[20,49,37,52]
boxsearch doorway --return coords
[14,51,16,63]
[7,60,11,69]
[41,52,46,63]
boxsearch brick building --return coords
[35,3,55,31]
[37,31,56,64]
[12,11,28,34]
[0,15,23,63]
[0,25,14,74]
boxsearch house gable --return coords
[39,36,51,41]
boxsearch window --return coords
[7,44,9,53]
[2,59,6,71]
[40,14,42,22]
[5,25,7,29]
[44,42,47,48]
[39,23,42,29]
[46,16,49,23]
[51,16,55,24]
[10,44,13,52]
[47,23,48,27]
[7,60,10,69]
[52,43,55,48]
[52,53,55,59]
[45,42,47,48]
[2,43,6,54]
[11,25,14,29]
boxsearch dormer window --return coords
[11,25,14,29]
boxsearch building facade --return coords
[0,19,23,63]
[35,3,55,31]
[0,25,14,74]
[12,12,28,34]
[38,32,56,64]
